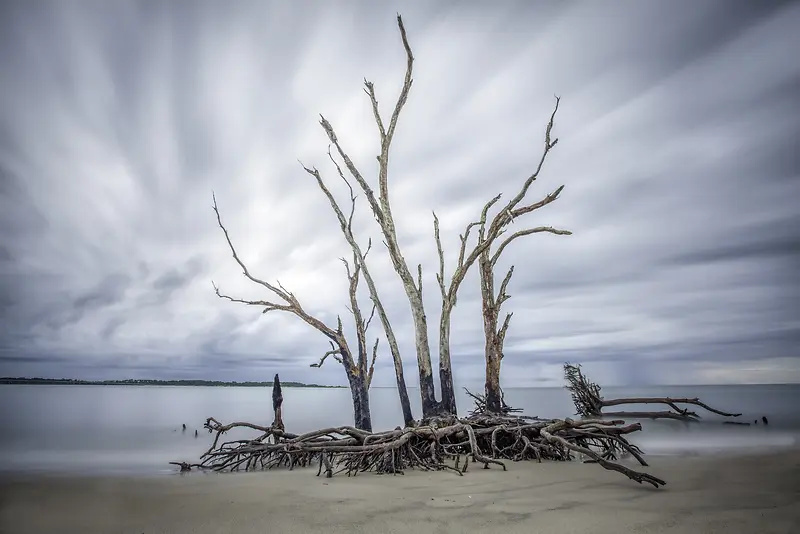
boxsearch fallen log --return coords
[564,363,742,422]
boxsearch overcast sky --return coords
[1,0,798,389]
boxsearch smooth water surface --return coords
[1,384,797,476]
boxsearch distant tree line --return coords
[0,377,344,388]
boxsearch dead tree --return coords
[211,194,378,431]
[301,153,414,427]
[564,363,742,422]
[318,15,449,418]
[272,374,284,432]
[433,99,570,414]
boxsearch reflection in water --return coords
[0,383,797,475]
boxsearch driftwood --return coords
[173,382,666,488]
[564,363,742,422]
[175,413,664,487]
[463,387,522,417]
[272,374,284,431]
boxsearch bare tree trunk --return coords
[439,98,569,414]
[345,364,372,432]
[303,161,415,426]
[479,251,504,414]
[437,309,457,415]
[272,373,284,431]
[319,16,444,419]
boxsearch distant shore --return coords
[1,448,797,534]
[0,377,344,388]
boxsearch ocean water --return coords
[0,383,797,476]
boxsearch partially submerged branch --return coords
[564,363,743,422]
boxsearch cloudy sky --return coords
[0,0,798,389]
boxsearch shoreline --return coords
[2,448,798,534]
[1,440,797,481]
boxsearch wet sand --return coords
[1,449,798,534]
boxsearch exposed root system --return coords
[176,413,666,488]
[564,363,742,422]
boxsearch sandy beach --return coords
[2,449,798,534]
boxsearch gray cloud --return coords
[0,0,798,387]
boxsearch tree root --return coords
[564,363,742,422]
[174,413,665,487]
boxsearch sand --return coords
[1,450,798,534]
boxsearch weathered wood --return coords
[564,363,743,422]
[212,195,374,430]
[318,16,447,418]
[177,412,665,487]
[272,374,284,431]
[303,156,414,426]
[432,98,571,414]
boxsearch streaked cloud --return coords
[1,0,797,387]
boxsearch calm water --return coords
[1,384,797,476]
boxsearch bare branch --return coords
[310,342,344,368]
[417,263,423,298]
[302,144,414,423]
[493,96,561,226]
[507,185,565,222]
[366,338,379,389]
[433,212,447,300]
[212,192,292,302]
[440,100,566,312]
[364,303,377,333]
[212,195,350,351]
[456,193,500,271]
[363,80,386,141]
[491,226,572,266]
[339,257,352,279]
[319,117,384,227]
[497,312,513,352]
[211,282,291,314]
[323,147,360,231]
[318,15,432,420]
[363,238,373,260]
[447,193,503,303]
[496,266,514,307]
[384,14,414,149]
